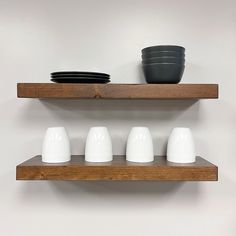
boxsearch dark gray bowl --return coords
[142,56,185,65]
[142,63,185,84]
[142,45,185,54]
[142,51,185,59]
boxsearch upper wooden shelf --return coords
[17,83,218,99]
[16,155,218,181]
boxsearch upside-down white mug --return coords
[42,127,71,163]
[167,127,196,163]
[126,127,154,163]
[85,127,113,162]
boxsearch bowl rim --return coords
[142,45,185,53]
[142,56,185,61]
[142,52,185,56]
[142,62,185,66]
[142,50,185,53]
[142,53,185,57]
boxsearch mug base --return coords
[85,159,113,163]
[42,158,71,163]
[126,157,154,163]
[85,155,113,163]
[167,158,196,164]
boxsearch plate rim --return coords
[51,78,110,83]
[51,71,110,77]
[51,75,110,79]
[50,77,110,80]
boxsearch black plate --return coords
[51,71,110,77]
[51,78,110,84]
[51,76,110,80]
[51,74,110,79]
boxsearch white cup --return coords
[126,127,154,163]
[167,127,196,163]
[85,127,113,162]
[42,127,71,163]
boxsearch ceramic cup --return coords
[85,127,113,162]
[42,127,71,163]
[167,127,196,163]
[126,127,154,163]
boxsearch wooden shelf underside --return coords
[16,156,218,181]
[17,83,218,99]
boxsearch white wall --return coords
[0,0,235,235]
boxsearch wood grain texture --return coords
[17,83,219,99]
[16,155,218,181]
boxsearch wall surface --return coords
[0,0,235,235]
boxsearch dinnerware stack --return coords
[50,71,111,83]
[41,126,197,164]
[141,45,185,84]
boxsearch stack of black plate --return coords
[141,45,185,84]
[51,71,110,83]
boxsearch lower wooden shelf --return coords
[16,155,218,181]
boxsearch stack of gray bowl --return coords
[142,45,185,84]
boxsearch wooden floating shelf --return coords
[16,155,218,181]
[17,83,218,99]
